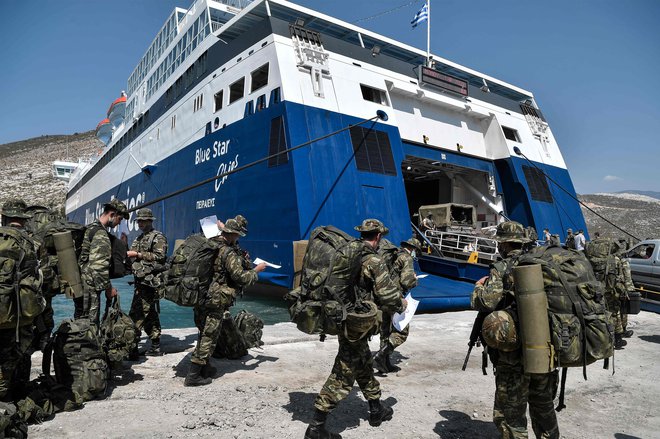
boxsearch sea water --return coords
[51,276,290,329]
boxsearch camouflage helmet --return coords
[221,218,246,237]
[234,214,248,234]
[495,221,531,244]
[25,205,50,216]
[136,208,156,221]
[1,198,30,219]
[103,198,129,219]
[401,237,422,252]
[481,310,520,352]
[354,218,389,235]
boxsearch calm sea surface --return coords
[51,276,291,329]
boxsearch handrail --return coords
[424,229,499,261]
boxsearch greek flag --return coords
[411,3,428,28]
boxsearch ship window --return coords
[229,77,245,104]
[256,95,266,112]
[270,87,281,105]
[268,116,289,167]
[502,126,520,142]
[171,114,176,130]
[250,63,269,93]
[360,84,389,106]
[349,127,396,176]
[522,166,553,203]
[214,90,224,112]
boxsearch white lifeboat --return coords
[107,94,127,128]
[95,118,113,144]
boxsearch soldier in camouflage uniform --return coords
[76,198,128,327]
[306,219,406,439]
[0,199,43,401]
[618,240,635,338]
[127,208,168,358]
[373,237,420,374]
[472,221,560,439]
[233,215,252,272]
[185,218,266,386]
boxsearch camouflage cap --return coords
[136,208,156,221]
[103,199,129,219]
[567,228,573,234]
[354,218,389,235]
[1,198,30,219]
[234,214,248,234]
[220,218,246,237]
[25,205,50,215]
[495,221,531,244]
[481,310,520,352]
[401,237,422,252]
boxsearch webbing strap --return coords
[556,367,568,412]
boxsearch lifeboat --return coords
[95,118,113,144]
[107,94,127,128]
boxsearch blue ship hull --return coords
[68,100,588,312]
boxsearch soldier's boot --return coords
[368,399,393,427]
[614,333,627,350]
[385,353,400,373]
[304,409,342,439]
[184,363,212,387]
[623,329,634,338]
[200,363,218,378]
[128,346,140,361]
[145,338,163,357]
[372,344,392,375]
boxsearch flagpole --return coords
[426,0,431,66]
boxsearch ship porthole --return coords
[214,117,220,130]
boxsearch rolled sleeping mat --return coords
[53,231,84,299]
[513,264,553,374]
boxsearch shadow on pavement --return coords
[173,352,278,378]
[434,409,499,439]
[638,334,660,344]
[614,434,643,439]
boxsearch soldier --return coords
[617,239,635,338]
[233,214,251,271]
[76,198,128,327]
[373,237,420,374]
[0,199,44,402]
[306,219,406,439]
[565,228,575,250]
[127,208,168,358]
[185,218,266,386]
[472,221,559,439]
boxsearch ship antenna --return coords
[512,146,640,241]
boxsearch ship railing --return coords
[209,0,255,9]
[211,20,223,32]
[424,230,499,263]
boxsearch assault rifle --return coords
[462,311,488,375]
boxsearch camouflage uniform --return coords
[314,222,403,414]
[619,258,635,334]
[191,230,258,367]
[471,221,559,439]
[129,209,168,352]
[0,199,42,401]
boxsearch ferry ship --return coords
[66,0,588,311]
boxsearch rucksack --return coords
[0,401,28,439]
[286,225,363,335]
[163,234,219,306]
[0,226,46,330]
[213,310,264,359]
[80,223,128,280]
[516,245,613,373]
[565,234,576,249]
[99,296,138,364]
[43,318,108,401]
[378,238,399,270]
[584,239,622,301]
[33,220,86,297]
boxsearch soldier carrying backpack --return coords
[0,198,45,402]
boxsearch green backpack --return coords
[0,226,45,330]
[100,296,138,363]
[584,238,624,301]
[213,310,264,359]
[286,225,363,336]
[163,234,219,307]
[517,245,613,373]
[0,401,28,439]
[43,318,108,401]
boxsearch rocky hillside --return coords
[0,132,101,210]
[580,193,660,241]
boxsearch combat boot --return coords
[385,354,400,373]
[614,333,627,350]
[128,346,141,361]
[184,363,212,387]
[201,363,218,378]
[304,409,342,439]
[368,399,393,427]
[145,339,163,356]
[623,329,634,338]
[372,344,393,375]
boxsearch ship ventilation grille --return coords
[290,24,330,98]
[520,102,551,158]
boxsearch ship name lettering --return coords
[195,147,212,165]
[212,140,230,158]
[196,198,216,209]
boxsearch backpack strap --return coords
[555,367,568,411]
[14,249,26,342]
[41,334,55,382]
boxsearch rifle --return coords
[462,311,488,375]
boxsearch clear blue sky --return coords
[1,0,658,194]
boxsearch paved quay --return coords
[29,311,660,438]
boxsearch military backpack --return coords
[584,238,624,301]
[0,226,45,330]
[43,318,109,402]
[516,245,613,372]
[0,401,28,439]
[286,225,363,336]
[100,296,138,363]
[80,223,129,280]
[213,310,264,359]
[163,234,219,307]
